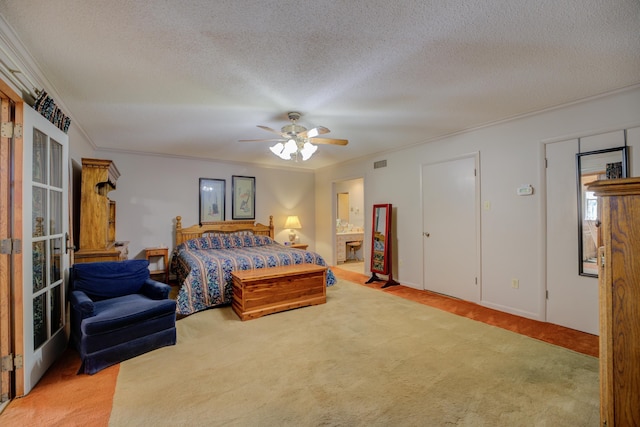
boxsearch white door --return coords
[21,105,69,394]
[545,140,599,335]
[422,155,479,301]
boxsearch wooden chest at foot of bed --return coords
[231,264,327,321]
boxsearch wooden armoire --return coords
[588,177,640,427]
[74,158,128,263]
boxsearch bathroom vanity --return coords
[336,231,364,263]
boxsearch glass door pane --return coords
[32,129,47,184]
[30,131,68,350]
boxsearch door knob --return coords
[64,232,77,253]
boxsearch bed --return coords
[171,216,336,316]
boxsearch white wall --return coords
[95,152,316,259]
[68,125,95,163]
[314,87,640,325]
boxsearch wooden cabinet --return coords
[74,158,128,264]
[589,177,640,427]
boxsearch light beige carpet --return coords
[336,261,364,274]
[109,280,599,426]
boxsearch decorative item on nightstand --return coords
[284,215,302,243]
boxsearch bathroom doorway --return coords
[334,178,365,274]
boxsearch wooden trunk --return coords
[231,264,327,321]
[589,177,640,427]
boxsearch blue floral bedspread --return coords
[172,234,336,315]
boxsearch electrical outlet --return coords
[511,279,519,289]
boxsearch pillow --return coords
[184,234,274,250]
[204,231,253,237]
[72,259,150,299]
[184,236,228,250]
[243,235,273,247]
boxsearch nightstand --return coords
[291,243,308,250]
[145,247,169,283]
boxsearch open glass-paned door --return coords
[21,105,69,395]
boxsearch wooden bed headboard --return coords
[175,216,274,246]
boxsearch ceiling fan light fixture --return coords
[284,139,297,155]
[300,142,317,161]
[270,142,291,160]
[246,112,348,162]
[270,142,284,155]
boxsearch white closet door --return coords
[422,155,479,302]
[545,139,598,335]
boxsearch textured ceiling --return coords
[1,0,639,170]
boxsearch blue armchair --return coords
[69,259,177,374]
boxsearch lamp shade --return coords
[300,142,317,161]
[269,138,317,161]
[284,215,302,229]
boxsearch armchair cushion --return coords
[72,259,150,299]
[82,294,176,336]
[141,278,171,300]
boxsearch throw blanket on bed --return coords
[172,234,336,315]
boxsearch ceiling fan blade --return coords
[257,125,285,137]
[310,137,348,146]
[298,126,331,139]
[238,138,286,143]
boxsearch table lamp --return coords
[284,215,302,243]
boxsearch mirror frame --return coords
[576,146,628,277]
[370,203,391,275]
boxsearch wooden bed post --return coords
[269,215,274,238]
[175,216,182,245]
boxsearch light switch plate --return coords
[517,185,533,196]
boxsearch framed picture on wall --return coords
[232,175,255,220]
[199,178,225,223]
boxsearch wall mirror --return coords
[576,146,628,277]
[336,192,349,230]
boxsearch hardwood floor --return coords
[333,267,598,357]
[0,267,598,426]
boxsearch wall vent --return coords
[373,160,387,169]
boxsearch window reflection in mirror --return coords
[576,147,627,277]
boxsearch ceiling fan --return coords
[239,112,348,161]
